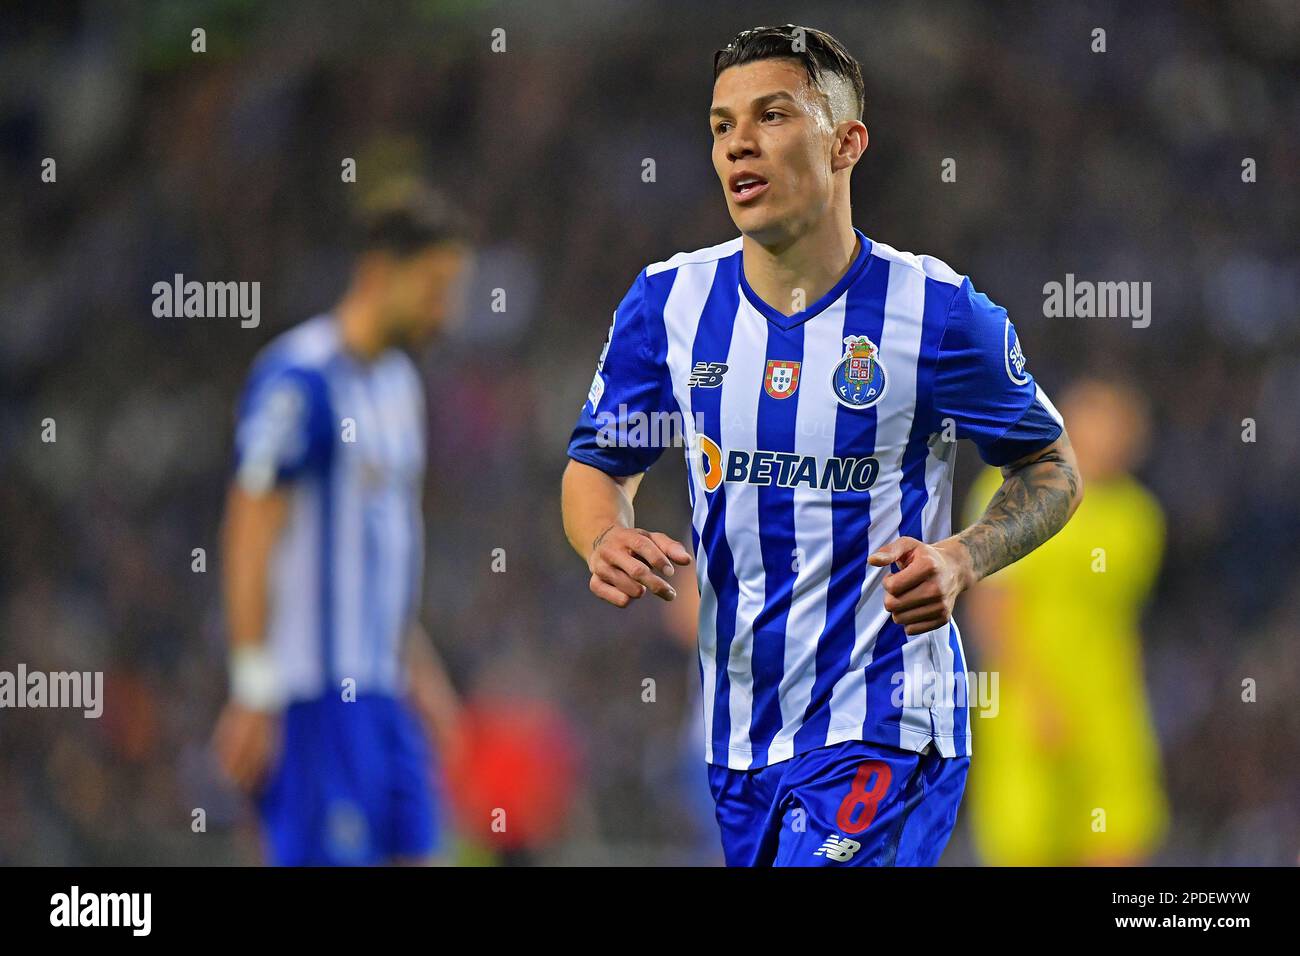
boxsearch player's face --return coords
[381,243,472,348]
[710,59,837,244]
[1061,383,1149,480]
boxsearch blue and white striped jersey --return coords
[568,230,1063,769]
[233,315,426,703]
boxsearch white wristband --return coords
[230,645,284,712]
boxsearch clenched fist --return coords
[868,536,975,636]
[212,702,279,794]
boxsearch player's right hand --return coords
[588,526,692,607]
[212,702,280,794]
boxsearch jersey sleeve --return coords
[233,363,333,495]
[566,269,674,476]
[932,277,1064,467]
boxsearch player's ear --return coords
[831,120,868,173]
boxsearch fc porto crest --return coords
[831,334,887,408]
[764,360,801,399]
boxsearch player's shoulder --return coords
[643,235,744,278]
[249,315,340,380]
[376,346,424,401]
[1111,475,1165,525]
[865,237,966,289]
[240,315,341,417]
[610,237,744,325]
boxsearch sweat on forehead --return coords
[718,58,861,128]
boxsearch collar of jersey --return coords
[737,228,873,331]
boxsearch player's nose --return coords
[726,124,760,161]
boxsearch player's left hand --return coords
[868,537,973,636]
[212,702,280,794]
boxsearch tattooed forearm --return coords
[955,436,1082,584]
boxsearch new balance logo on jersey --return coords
[688,361,728,388]
[813,834,862,862]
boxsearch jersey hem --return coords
[565,447,652,478]
[707,721,972,771]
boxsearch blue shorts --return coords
[707,740,969,866]
[257,694,440,866]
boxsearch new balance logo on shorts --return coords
[813,834,862,862]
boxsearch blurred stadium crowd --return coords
[1,1,1297,864]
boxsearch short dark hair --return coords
[714,24,865,121]
[354,180,470,258]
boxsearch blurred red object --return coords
[99,670,160,763]
[443,698,583,851]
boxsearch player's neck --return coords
[335,294,387,362]
[741,213,859,317]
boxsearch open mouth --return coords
[729,172,770,204]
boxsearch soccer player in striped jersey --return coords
[213,183,470,865]
[561,25,1083,866]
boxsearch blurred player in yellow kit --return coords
[961,378,1168,865]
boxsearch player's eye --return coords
[762,110,784,122]
[713,121,731,135]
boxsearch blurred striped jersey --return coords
[233,315,425,703]
[568,230,1063,769]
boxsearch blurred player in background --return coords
[212,181,471,865]
[561,25,1083,866]
[962,378,1169,865]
